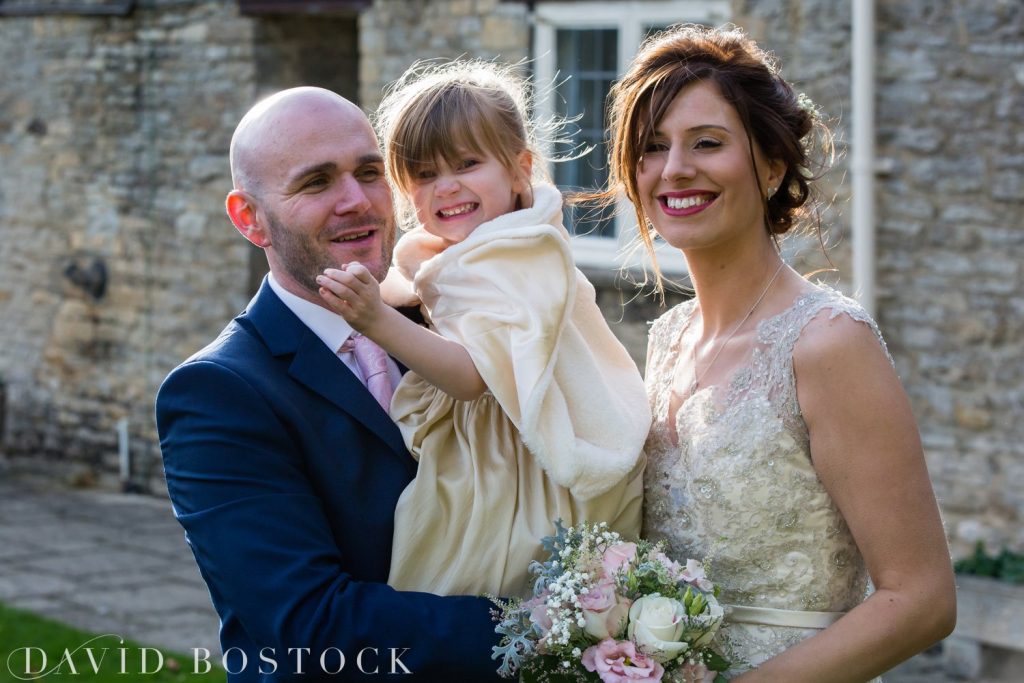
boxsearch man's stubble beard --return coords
[264,210,394,296]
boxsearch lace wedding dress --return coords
[643,285,886,679]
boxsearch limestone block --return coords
[931,454,992,514]
[962,277,1019,296]
[172,23,208,43]
[969,42,1024,58]
[953,402,993,431]
[942,636,982,679]
[999,457,1024,511]
[878,219,923,239]
[938,202,994,224]
[459,15,484,38]
[902,326,940,350]
[880,48,939,82]
[990,171,1023,202]
[186,155,227,182]
[952,576,1024,653]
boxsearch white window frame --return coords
[533,0,730,276]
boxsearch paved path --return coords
[0,473,220,656]
[0,470,995,681]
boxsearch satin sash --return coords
[724,604,845,629]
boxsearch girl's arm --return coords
[735,312,956,683]
[317,264,487,401]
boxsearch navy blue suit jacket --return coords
[156,279,503,681]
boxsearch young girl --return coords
[316,60,649,597]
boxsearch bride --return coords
[601,24,956,681]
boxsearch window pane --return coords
[554,28,618,238]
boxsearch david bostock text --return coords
[5,634,414,679]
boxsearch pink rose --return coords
[602,542,638,577]
[581,638,664,683]
[653,551,685,579]
[524,591,552,636]
[679,559,714,592]
[580,578,632,639]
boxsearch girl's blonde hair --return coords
[374,59,548,228]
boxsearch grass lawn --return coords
[0,603,224,682]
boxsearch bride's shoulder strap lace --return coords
[646,299,697,374]
[756,286,893,416]
[762,286,890,362]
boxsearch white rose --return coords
[626,594,688,663]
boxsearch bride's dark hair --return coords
[600,24,833,293]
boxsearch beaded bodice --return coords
[643,285,887,671]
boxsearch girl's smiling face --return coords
[636,80,783,253]
[410,148,532,247]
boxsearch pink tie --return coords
[340,333,395,411]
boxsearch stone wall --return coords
[0,1,258,486]
[0,1,359,488]
[359,0,531,112]
[871,1,1023,558]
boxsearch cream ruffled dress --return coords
[383,183,649,597]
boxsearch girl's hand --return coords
[319,262,486,400]
[317,263,385,333]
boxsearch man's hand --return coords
[317,263,385,333]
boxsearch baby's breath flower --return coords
[796,91,820,120]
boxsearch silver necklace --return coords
[689,261,786,395]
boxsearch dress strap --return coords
[724,604,844,629]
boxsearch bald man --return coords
[156,88,503,682]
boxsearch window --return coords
[533,1,729,275]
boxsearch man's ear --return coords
[226,190,270,248]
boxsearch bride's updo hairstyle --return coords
[605,24,832,285]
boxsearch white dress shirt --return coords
[267,274,402,390]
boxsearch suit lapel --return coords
[243,279,410,461]
[288,334,409,459]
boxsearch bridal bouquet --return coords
[492,521,729,683]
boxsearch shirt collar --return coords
[267,273,353,354]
